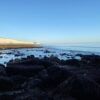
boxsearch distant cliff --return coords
[0,38,41,49]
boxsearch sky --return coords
[0,0,100,44]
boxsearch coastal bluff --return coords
[0,38,41,49]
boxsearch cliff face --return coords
[0,38,33,44]
[0,38,40,48]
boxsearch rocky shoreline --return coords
[0,54,100,100]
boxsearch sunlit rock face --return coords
[0,38,40,48]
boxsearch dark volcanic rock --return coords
[39,66,71,89]
[81,55,100,67]
[8,56,55,68]
[44,50,51,53]
[0,76,14,92]
[0,94,15,100]
[60,53,67,56]
[52,76,100,100]
[44,56,60,62]
[0,55,100,100]
[63,59,81,66]
[6,64,44,76]
[0,64,6,75]
[26,78,42,89]
[14,88,53,100]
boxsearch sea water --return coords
[45,43,100,53]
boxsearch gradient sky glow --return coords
[0,0,100,44]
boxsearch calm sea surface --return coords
[45,43,100,53]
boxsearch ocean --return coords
[45,43,100,53]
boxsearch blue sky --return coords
[0,0,100,44]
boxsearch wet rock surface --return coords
[0,55,100,100]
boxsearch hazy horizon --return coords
[1,37,100,45]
